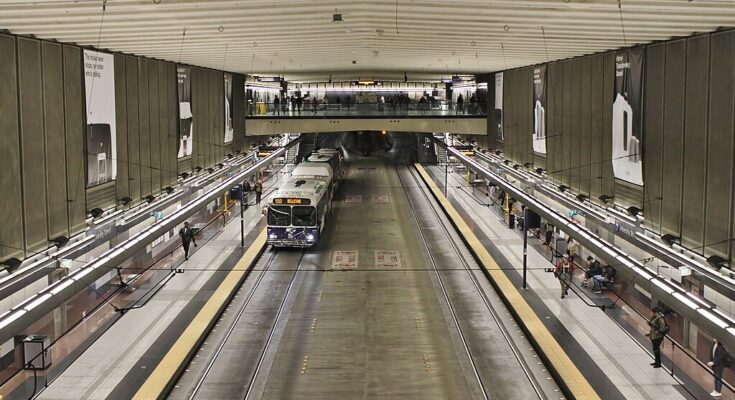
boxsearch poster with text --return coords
[495,72,504,141]
[84,50,117,187]
[224,73,234,143]
[612,47,644,186]
[532,65,547,154]
[177,66,193,158]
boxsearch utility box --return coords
[22,335,51,370]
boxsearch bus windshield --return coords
[292,206,316,226]
[267,206,291,226]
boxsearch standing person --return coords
[178,222,197,260]
[544,220,555,246]
[243,180,252,204]
[335,96,342,110]
[566,236,579,265]
[254,179,263,205]
[296,94,303,113]
[554,255,574,298]
[456,94,465,114]
[273,95,280,115]
[708,339,730,397]
[311,96,319,114]
[645,307,666,368]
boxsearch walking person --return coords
[178,222,197,260]
[254,179,263,205]
[273,95,280,115]
[311,96,319,114]
[566,236,579,266]
[645,307,667,368]
[544,221,554,246]
[456,94,464,114]
[554,255,574,298]
[708,339,731,397]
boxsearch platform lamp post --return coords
[522,207,528,289]
[239,184,247,248]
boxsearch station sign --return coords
[273,197,311,205]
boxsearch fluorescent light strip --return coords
[0,310,27,330]
[672,292,701,310]
[650,278,675,295]
[698,308,730,329]
[48,279,75,295]
[23,293,52,311]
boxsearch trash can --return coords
[23,335,51,370]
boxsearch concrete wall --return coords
[0,32,245,259]
[484,28,735,266]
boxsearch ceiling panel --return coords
[1,0,734,79]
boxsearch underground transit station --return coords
[2,1,735,399]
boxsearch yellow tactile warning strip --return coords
[133,229,267,400]
[414,163,600,400]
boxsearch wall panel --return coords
[601,52,616,200]
[589,54,604,202]
[680,35,710,249]
[114,54,129,200]
[562,60,573,186]
[41,42,68,240]
[167,63,178,185]
[138,59,151,198]
[661,40,686,236]
[643,43,666,233]
[0,34,24,258]
[570,59,582,191]
[17,38,48,252]
[149,60,161,193]
[579,57,592,195]
[62,45,86,234]
[706,31,735,259]
[125,55,140,201]
[232,73,245,152]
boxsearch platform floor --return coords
[173,139,552,399]
[426,164,692,400]
[35,170,287,400]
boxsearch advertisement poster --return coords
[177,66,193,158]
[495,72,504,141]
[612,47,644,186]
[532,65,547,154]
[224,73,234,143]
[84,50,117,187]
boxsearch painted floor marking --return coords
[375,250,401,269]
[372,194,390,204]
[345,194,362,203]
[332,250,358,269]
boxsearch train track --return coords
[394,141,546,400]
[185,248,306,400]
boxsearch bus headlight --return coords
[269,234,277,239]
[306,234,314,241]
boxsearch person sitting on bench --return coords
[583,256,602,287]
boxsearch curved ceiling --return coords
[1,0,734,79]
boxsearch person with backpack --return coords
[708,338,731,397]
[645,307,668,368]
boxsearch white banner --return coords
[84,50,117,187]
[495,72,504,141]
[224,73,234,143]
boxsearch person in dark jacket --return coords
[179,222,197,260]
[273,95,280,115]
[708,339,730,397]
[645,307,666,368]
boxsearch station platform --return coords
[31,144,700,400]
[423,164,696,400]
